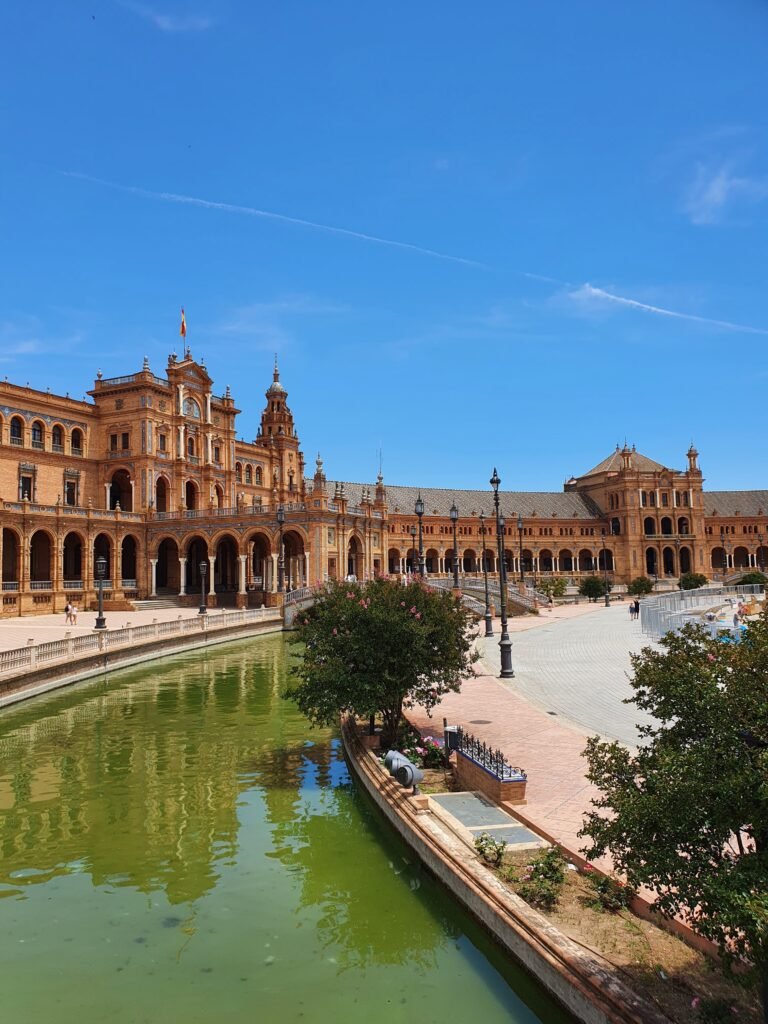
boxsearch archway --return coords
[678,516,690,536]
[646,548,658,576]
[30,532,52,584]
[503,549,514,573]
[31,420,45,450]
[248,533,272,593]
[559,549,573,572]
[679,545,692,574]
[62,532,83,583]
[185,535,209,593]
[644,517,655,536]
[284,530,307,589]
[93,533,112,582]
[598,547,614,572]
[578,548,594,573]
[155,476,169,513]
[610,517,621,536]
[388,547,402,574]
[109,469,132,511]
[121,535,138,584]
[425,548,439,574]
[156,537,180,592]
[462,549,477,572]
[711,547,727,572]
[185,480,198,511]
[214,534,239,593]
[539,549,554,573]
[522,549,535,574]
[757,546,768,573]
[1,528,20,584]
[406,546,418,574]
[662,546,675,576]
[347,534,363,581]
[661,517,673,536]
[214,484,225,508]
[733,546,749,570]
[444,550,455,575]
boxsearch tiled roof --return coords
[322,480,603,520]
[703,491,768,517]
[577,448,675,478]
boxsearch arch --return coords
[559,549,574,572]
[643,517,655,536]
[62,530,84,582]
[29,530,53,584]
[248,531,272,592]
[711,547,727,572]
[406,545,418,573]
[757,546,768,572]
[214,533,239,594]
[679,545,692,574]
[235,462,243,483]
[733,546,750,570]
[522,548,535,573]
[155,475,170,513]
[183,396,201,419]
[425,547,439,574]
[661,545,675,576]
[184,535,209,592]
[9,415,23,445]
[71,427,84,454]
[284,529,307,589]
[214,483,224,508]
[187,434,196,458]
[51,424,64,452]
[1,527,21,583]
[578,548,594,572]
[503,548,514,573]
[598,547,614,572]
[93,533,112,581]
[255,466,263,486]
[121,535,138,583]
[610,517,621,536]
[480,547,494,572]
[347,534,363,581]
[678,516,690,536]
[539,548,554,572]
[660,516,673,536]
[444,549,456,574]
[645,547,658,576]
[109,469,132,511]
[31,419,45,450]
[387,547,402,574]
[462,548,477,572]
[185,480,199,511]
[156,537,180,592]
[245,465,252,485]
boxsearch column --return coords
[0,528,3,588]
[178,556,187,596]
[574,554,579,572]
[178,425,185,460]
[554,556,559,572]
[115,539,123,587]
[130,480,135,511]
[206,394,212,423]
[104,483,110,509]
[150,559,158,597]
[271,554,278,592]
[208,556,216,598]
[238,555,247,595]
[303,553,309,587]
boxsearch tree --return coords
[679,571,709,590]
[578,575,609,601]
[287,577,477,748]
[537,577,567,599]
[736,572,767,588]
[627,576,654,596]
[580,608,768,1016]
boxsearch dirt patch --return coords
[500,850,761,1023]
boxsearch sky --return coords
[1,1,767,492]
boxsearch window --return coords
[110,434,118,452]
[31,422,44,450]
[10,416,23,445]
[65,480,77,506]
[71,428,83,454]
[121,433,129,450]
[641,492,647,507]
[187,436,195,457]
[245,466,252,484]
[213,445,221,463]
[661,492,669,507]
[255,467,262,485]
[235,462,242,482]
[20,475,33,501]
[159,434,167,452]
[52,425,64,452]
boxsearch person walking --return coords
[634,598,640,620]
[628,602,635,621]
[71,604,78,626]
[64,601,72,625]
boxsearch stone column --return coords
[150,559,158,597]
[104,483,110,510]
[208,556,216,598]
[238,555,247,595]
[178,556,187,596]
[271,554,278,592]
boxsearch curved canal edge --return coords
[340,716,671,1024]
[0,616,283,709]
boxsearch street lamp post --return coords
[94,554,107,629]
[277,504,286,592]
[410,524,417,575]
[450,503,460,589]
[479,512,493,638]
[415,495,425,577]
[601,529,610,607]
[517,512,524,585]
[198,560,208,615]
[490,468,514,679]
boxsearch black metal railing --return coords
[456,726,526,781]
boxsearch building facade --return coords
[1,352,766,616]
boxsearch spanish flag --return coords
[179,308,187,338]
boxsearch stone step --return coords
[131,599,184,611]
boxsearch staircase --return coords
[131,597,186,611]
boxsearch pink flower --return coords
[415,612,421,620]
[410,606,417,613]
[707,654,715,662]
[332,628,338,636]
[400,601,406,607]
[691,997,700,1009]
[346,592,354,599]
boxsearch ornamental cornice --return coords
[0,405,89,430]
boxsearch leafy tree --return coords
[287,577,477,748]
[578,575,609,601]
[537,577,567,599]
[580,609,768,1015]
[680,571,709,590]
[736,572,767,588]
[627,576,654,596]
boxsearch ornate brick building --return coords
[1,352,766,616]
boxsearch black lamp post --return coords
[410,524,417,574]
[94,554,107,629]
[415,494,425,577]
[450,503,460,589]
[277,504,286,592]
[517,512,524,585]
[601,529,610,607]
[479,512,493,638]
[490,469,514,678]
[198,560,208,614]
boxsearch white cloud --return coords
[568,283,768,336]
[682,161,768,225]
[118,2,213,32]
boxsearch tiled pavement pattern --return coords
[430,792,543,849]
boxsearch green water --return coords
[0,635,571,1024]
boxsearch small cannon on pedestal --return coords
[383,750,424,793]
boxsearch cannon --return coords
[383,750,424,792]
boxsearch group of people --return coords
[628,598,641,621]
[63,602,79,625]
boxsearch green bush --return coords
[627,576,654,596]
[578,576,609,601]
[583,868,635,912]
[474,832,506,867]
[679,571,709,590]
[733,571,766,588]
[537,577,567,599]
[515,847,567,910]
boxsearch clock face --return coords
[184,397,201,420]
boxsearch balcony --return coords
[71,446,83,457]
[108,449,131,459]
[10,436,22,446]
[29,581,52,591]
[52,443,64,454]
[31,439,44,451]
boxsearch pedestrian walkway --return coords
[0,606,205,652]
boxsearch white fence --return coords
[639,584,764,639]
[0,607,281,680]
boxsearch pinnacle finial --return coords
[273,353,279,382]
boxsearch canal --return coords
[0,634,572,1023]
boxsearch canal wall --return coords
[341,717,671,1024]
[0,611,283,708]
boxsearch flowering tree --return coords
[580,608,768,1016]
[288,577,477,747]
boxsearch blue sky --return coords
[2,1,767,491]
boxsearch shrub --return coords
[733,571,767,588]
[679,571,709,590]
[474,832,506,867]
[516,847,567,910]
[583,869,635,912]
[627,576,654,596]
[399,728,445,769]
[578,576,609,601]
[693,997,740,1023]
[537,577,567,599]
